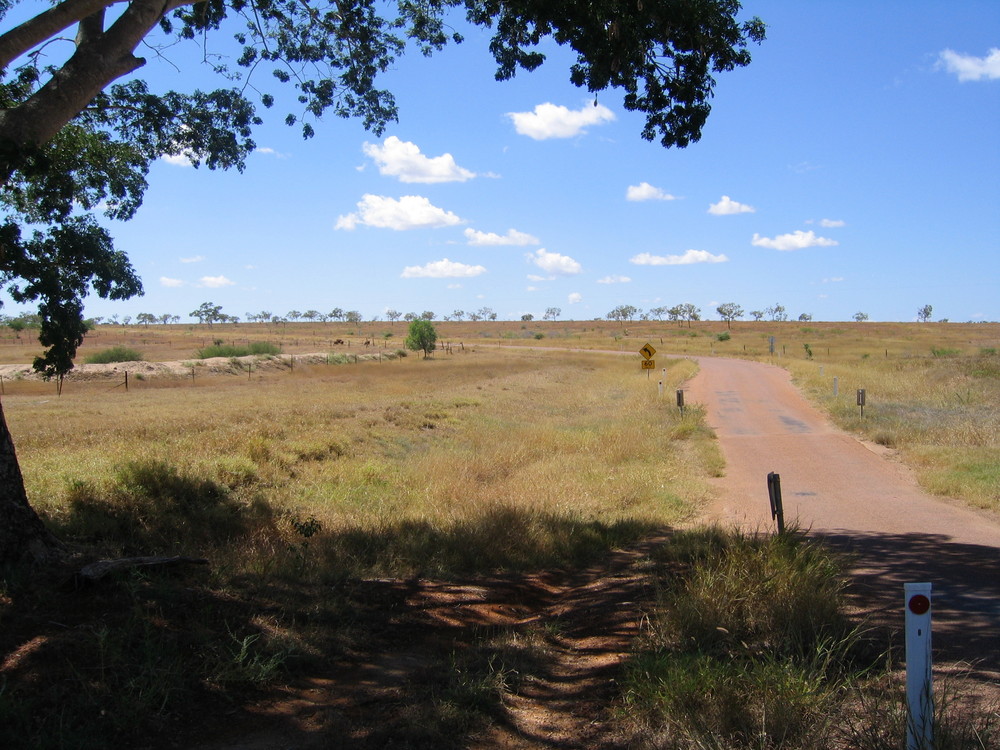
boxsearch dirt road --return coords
[685,356,1000,682]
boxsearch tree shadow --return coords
[815,530,1000,681]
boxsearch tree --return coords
[749,310,765,322]
[479,307,498,322]
[607,304,639,325]
[521,313,534,322]
[853,312,869,322]
[136,312,156,326]
[798,313,812,322]
[716,302,743,329]
[420,311,435,321]
[344,310,362,325]
[678,302,701,328]
[0,1,766,563]
[190,302,224,325]
[766,304,788,322]
[543,307,562,321]
[386,309,402,325]
[405,319,437,359]
[917,304,933,322]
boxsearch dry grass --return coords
[6,347,713,578]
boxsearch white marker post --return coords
[905,582,933,750]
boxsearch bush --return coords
[85,346,144,364]
[716,332,731,342]
[195,341,281,358]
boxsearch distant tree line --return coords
[53,302,951,328]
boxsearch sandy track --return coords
[685,356,1000,683]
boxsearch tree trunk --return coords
[0,398,61,566]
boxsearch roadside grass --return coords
[787,347,1000,512]
[622,527,999,749]
[0,350,715,747]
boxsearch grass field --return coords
[1,319,997,747]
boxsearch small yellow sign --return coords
[641,359,656,370]
[640,343,656,360]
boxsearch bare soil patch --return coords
[184,533,672,750]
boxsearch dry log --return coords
[79,555,209,582]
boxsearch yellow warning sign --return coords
[640,343,656,360]
[641,359,656,370]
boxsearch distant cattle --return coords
[333,338,345,345]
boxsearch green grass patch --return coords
[194,341,281,358]
[84,345,144,364]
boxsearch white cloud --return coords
[626,182,677,202]
[822,277,845,283]
[630,249,728,266]
[597,274,632,284]
[199,275,235,288]
[708,195,755,215]
[465,228,540,246]
[400,258,486,279]
[938,48,1000,82]
[180,255,204,263]
[362,136,475,183]
[255,147,287,158]
[335,194,463,231]
[160,277,184,288]
[818,218,846,228]
[161,153,194,167]
[528,248,582,275]
[751,230,838,251]
[507,102,616,140]
[568,292,583,304]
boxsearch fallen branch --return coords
[79,555,209,582]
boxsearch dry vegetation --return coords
[1,319,997,748]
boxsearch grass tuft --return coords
[84,345,144,364]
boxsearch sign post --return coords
[766,472,785,533]
[905,582,933,750]
[639,343,656,379]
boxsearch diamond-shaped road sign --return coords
[640,343,656,360]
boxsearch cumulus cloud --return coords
[161,152,194,167]
[199,275,235,288]
[751,230,838,251]
[597,274,632,284]
[630,250,728,266]
[400,258,486,279]
[507,102,615,140]
[708,195,755,215]
[160,277,184,288]
[528,248,583,275]
[626,182,677,202]
[465,228,540,246]
[938,48,1000,81]
[568,292,583,304]
[362,136,476,183]
[335,194,463,231]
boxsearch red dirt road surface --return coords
[685,356,1000,685]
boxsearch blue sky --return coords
[9,1,1000,324]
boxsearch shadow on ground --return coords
[816,529,1000,684]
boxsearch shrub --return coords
[85,346,144,364]
[716,332,731,342]
[195,341,281,358]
